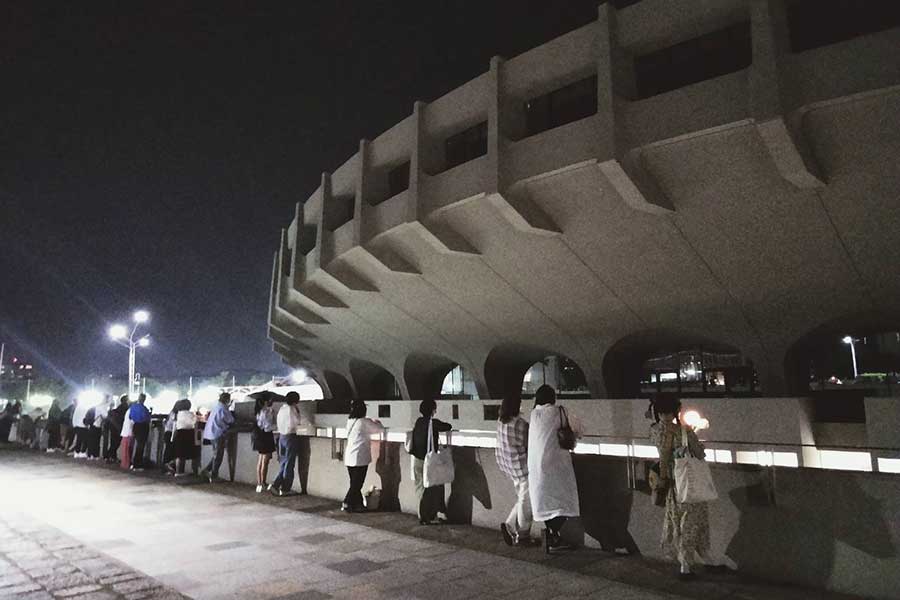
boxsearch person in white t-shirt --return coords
[342,401,385,513]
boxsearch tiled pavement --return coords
[0,445,863,600]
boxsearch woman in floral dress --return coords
[649,394,710,580]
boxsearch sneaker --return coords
[500,523,514,546]
[255,485,263,493]
[266,483,273,491]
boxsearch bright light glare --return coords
[842,336,853,344]
[28,394,54,410]
[77,390,104,407]
[138,337,150,347]
[154,390,179,414]
[291,369,308,383]
[192,386,220,409]
[682,410,709,431]
[133,310,150,323]
[108,324,127,340]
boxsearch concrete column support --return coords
[595,3,674,215]
[314,172,332,270]
[354,139,368,244]
[749,0,825,189]
[408,101,426,225]
[487,55,504,195]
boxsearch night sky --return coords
[1,1,600,384]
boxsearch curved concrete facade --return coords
[268,0,900,400]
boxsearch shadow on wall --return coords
[726,473,897,589]
[375,441,402,512]
[296,436,311,494]
[447,447,492,525]
[575,456,640,554]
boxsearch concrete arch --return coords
[784,310,900,395]
[484,343,593,400]
[349,359,402,400]
[403,353,458,401]
[601,329,746,398]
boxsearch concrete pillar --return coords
[487,55,505,194]
[749,0,824,188]
[317,172,333,268]
[408,101,427,224]
[595,3,674,214]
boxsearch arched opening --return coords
[602,329,753,398]
[323,371,354,402]
[484,344,591,400]
[350,360,402,400]
[404,353,461,400]
[439,365,480,400]
[522,356,589,398]
[785,311,900,396]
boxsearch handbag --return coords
[557,406,576,451]
[674,427,718,504]
[423,418,454,488]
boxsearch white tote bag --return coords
[674,427,718,504]
[423,418,454,488]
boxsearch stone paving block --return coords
[203,541,251,552]
[39,571,96,591]
[324,558,387,577]
[54,583,104,597]
[111,577,159,594]
[98,572,142,585]
[0,580,43,596]
[0,590,54,600]
[0,571,32,588]
[293,533,342,545]
[272,591,332,600]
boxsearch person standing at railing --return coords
[409,399,452,525]
[527,385,583,553]
[496,394,540,547]
[172,399,196,477]
[252,395,277,493]
[200,392,235,483]
[649,393,710,581]
[128,394,152,471]
[271,391,302,496]
[104,396,128,462]
[342,401,385,512]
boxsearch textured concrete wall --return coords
[267,0,900,401]
[197,432,900,599]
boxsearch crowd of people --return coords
[2,385,712,579]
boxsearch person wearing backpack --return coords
[342,401,385,512]
[649,393,710,580]
[409,399,452,525]
[527,385,583,553]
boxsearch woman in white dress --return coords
[342,401,385,512]
[527,385,583,553]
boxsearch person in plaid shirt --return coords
[495,395,539,547]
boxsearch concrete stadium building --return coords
[267,0,900,403]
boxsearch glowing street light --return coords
[291,369,308,383]
[108,310,151,398]
[842,336,859,379]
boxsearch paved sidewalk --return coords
[0,446,861,600]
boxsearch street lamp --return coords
[109,310,151,398]
[842,336,859,379]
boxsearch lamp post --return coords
[842,336,859,379]
[109,310,151,398]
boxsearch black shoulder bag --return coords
[557,406,576,450]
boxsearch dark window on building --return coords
[281,245,292,277]
[387,161,410,197]
[787,0,900,53]
[444,121,487,171]
[524,75,598,137]
[483,404,500,421]
[452,404,459,420]
[378,404,391,418]
[326,195,355,232]
[634,22,752,99]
